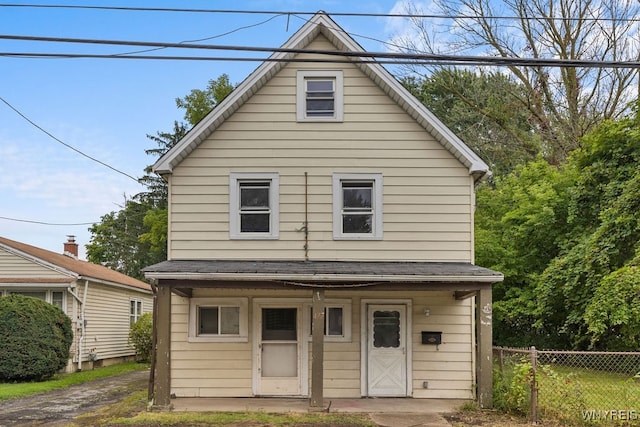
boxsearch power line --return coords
[0,42,638,69]
[0,215,95,226]
[0,4,638,23]
[0,96,141,183]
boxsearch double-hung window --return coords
[189,298,248,342]
[297,70,343,122]
[130,299,143,325]
[333,173,383,240]
[230,173,279,239]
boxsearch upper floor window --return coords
[333,173,383,240]
[297,70,343,122]
[229,173,279,239]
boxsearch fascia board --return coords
[145,271,504,283]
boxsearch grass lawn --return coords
[71,390,377,427]
[537,365,640,425]
[0,362,149,401]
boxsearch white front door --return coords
[256,306,302,396]
[367,304,408,396]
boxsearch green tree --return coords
[86,198,163,280]
[175,73,235,125]
[395,0,640,163]
[87,74,235,277]
[402,69,542,175]
[475,158,575,347]
[534,110,640,349]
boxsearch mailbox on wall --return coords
[421,331,442,345]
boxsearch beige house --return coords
[144,12,503,409]
[0,236,152,371]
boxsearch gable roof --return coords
[0,236,151,292]
[152,12,490,182]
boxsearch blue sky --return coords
[0,0,415,259]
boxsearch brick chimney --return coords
[63,235,78,259]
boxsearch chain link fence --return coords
[493,347,640,425]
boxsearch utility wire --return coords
[0,4,638,23]
[0,215,95,226]
[0,96,140,183]
[0,39,638,68]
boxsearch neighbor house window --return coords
[130,299,143,325]
[189,298,248,342]
[297,70,343,122]
[306,300,352,342]
[333,173,383,239]
[229,173,279,239]
[8,290,66,312]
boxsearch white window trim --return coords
[304,299,352,343]
[229,172,279,240]
[333,173,383,240]
[189,297,249,343]
[130,298,143,325]
[296,70,344,122]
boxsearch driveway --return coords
[0,370,149,426]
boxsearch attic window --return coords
[297,70,343,122]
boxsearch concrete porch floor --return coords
[171,397,468,426]
[172,397,468,414]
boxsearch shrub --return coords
[0,294,73,381]
[129,312,153,362]
[493,358,532,415]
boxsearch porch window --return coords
[333,173,383,240]
[306,300,352,342]
[229,173,279,239]
[189,297,248,342]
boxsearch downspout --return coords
[78,280,89,370]
[66,280,88,371]
[148,279,158,406]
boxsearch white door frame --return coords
[252,298,309,396]
[360,299,412,397]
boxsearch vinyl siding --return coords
[167,35,474,263]
[0,248,72,279]
[170,289,473,400]
[80,281,153,361]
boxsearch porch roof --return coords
[143,260,503,284]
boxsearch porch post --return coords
[155,284,172,408]
[476,287,493,408]
[309,289,325,408]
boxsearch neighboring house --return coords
[0,236,152,371]
[144,12,503,409]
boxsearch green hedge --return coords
[0,294,73,381]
